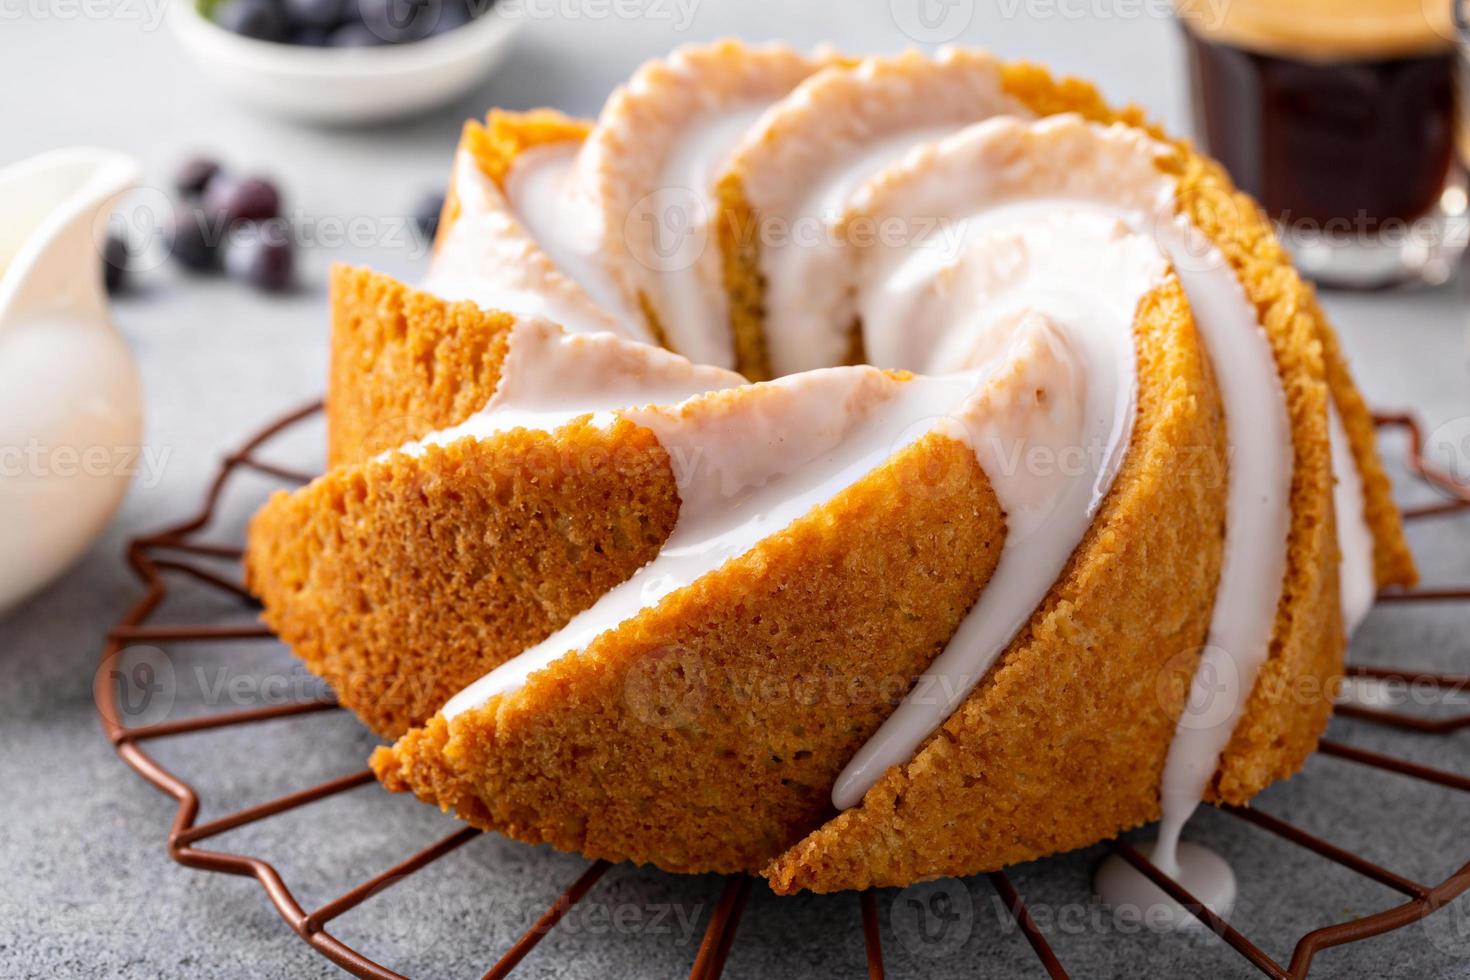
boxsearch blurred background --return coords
[4,2,1470,978]
[7,1,1467,479]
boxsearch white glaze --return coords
[826,117,1293,822]
[759,124,964,375]
[1330,401,1378,634]
[730,48,1031,376]
[414,92,1379,918]
[503,144,637,320]
[1094,841,1238,930]
[830,204,1154,807]
[1148,211,1294,877]
[571,44,823,370]
[441,307,1123,720]
[424,146,649,341]
[397,317,744,459]
[643,102,775,368]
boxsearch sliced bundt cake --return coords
[246,41,1416,892]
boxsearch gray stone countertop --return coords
[3,2,1469,977]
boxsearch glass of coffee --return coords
[1175,0,1467,288]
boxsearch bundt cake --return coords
[244,41,1417,894]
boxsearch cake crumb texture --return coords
[248,416,681,738]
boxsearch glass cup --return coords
[1175,0,1468,289]
[1460,4,1470,205]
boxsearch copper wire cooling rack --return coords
[95,400,1470,980]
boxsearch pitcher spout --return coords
[0,148,141,328]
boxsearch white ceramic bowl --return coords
[168,1,521,125]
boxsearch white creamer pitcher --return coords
[0,148,143,615]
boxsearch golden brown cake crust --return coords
[252,48,1418,892]
[376,429,1008,873]
[457,109,589,201]
[1314,302,1418,589]
[248,417,682,738]
[366,270,1224,880]
[763,274,1227,892]
[757,66,1322,893]
[327,109,591,470]
[714,173,769,380]
[757,63,1404,893]
[997,61,1413,593]
[325,265,516,470]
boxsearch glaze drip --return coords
[412,54,1380,896]
[442,312,1124,722]
[423,147,647,341]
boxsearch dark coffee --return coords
[1184,26,1459,231]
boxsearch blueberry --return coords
[225,222,295,293]
[412,190,445,241]
[213,0,288,41]
[103,233,129,294]
[203,175,281,223]
[175,157,222,200]
[169,206,225,272]
[356,0,436,43]
[282,0,343,28]
[291,24,331,44]
[425,0,469,35]
[325,22,384,45]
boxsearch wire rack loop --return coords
[95,403,1470,979]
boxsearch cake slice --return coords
[366,263,1224,875]
[325,108,623,469]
